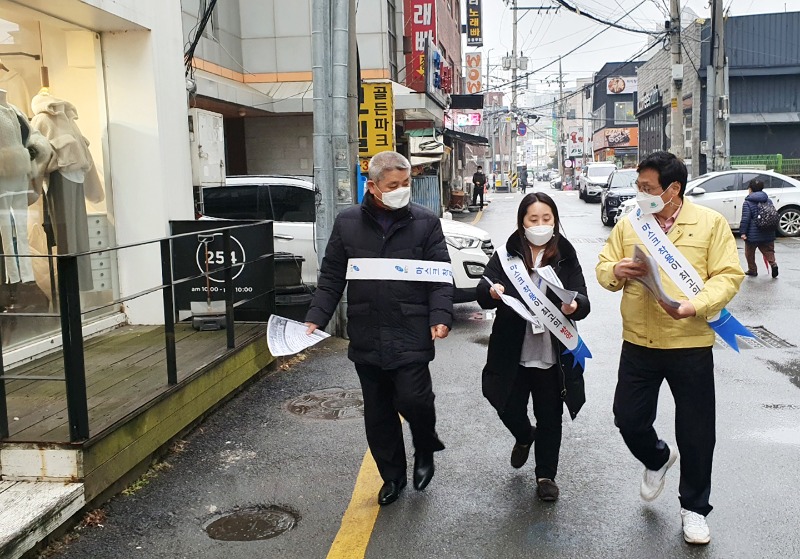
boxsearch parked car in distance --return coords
[200,175,495,301]
[615,168,800,237]
[600,169,637,226]
[578,162,617,202]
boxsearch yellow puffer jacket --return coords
[596,199,744,349]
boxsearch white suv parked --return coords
[578,163,617,201]
[200,176,493,302]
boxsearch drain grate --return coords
[205,505,298,541]
[715,326,795,350]
[762,403,800,410]
[286,388,364,419]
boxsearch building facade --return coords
[0,0,193,359]
[591,61,645,168]
[699,11,800,171]
[636,14,702,175]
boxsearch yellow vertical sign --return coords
[358,83,395,157]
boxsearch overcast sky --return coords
[468,0,797,98]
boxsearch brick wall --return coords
[244,115,314,175]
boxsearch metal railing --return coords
[0,221,274,442]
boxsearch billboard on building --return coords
[465,52,482,94]
[567,127,584,157]
[593,127,639,149]
[359,83,395,157]
[404,0,437,93]
[467,0,483,47]
[606,76,638,95]
[456,112,482,126]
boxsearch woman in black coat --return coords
[478,192,591,502]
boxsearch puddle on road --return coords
[765,359,800,390]
[205,505,299,541]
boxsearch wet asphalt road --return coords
[49,183,800,559]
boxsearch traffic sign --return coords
[517,122,527,136]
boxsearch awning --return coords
[442,128,489,146]
[390,82,445,125]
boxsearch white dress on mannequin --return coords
[0,89,34,284]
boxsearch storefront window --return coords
[614,101,634,124]
[0,2,117,352]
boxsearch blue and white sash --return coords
[628,208,754,351]
[498,245,592,369]
[346,258,453,283]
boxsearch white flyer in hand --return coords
[482,277,542,327]
[267,315,330,357]
[533,265,578,304]
[632,245,681,309]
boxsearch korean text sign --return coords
[467,0,483,47]
[359,83,395,156]
[404,0,437,92]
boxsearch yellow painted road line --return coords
[326,450,383,559]
[471,209,483,226]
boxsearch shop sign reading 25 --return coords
[195,233,247,283]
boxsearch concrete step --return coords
[0,481,85,559]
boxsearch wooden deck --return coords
[3,322,264,443]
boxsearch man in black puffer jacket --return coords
[305,151,453,506]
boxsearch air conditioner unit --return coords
[188,108,226,188]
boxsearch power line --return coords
[479,0,657,95]
[552,0,662,35]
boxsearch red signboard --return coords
[404,0,437,93]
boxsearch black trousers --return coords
[497,365,563,480]
[472,186,484,208]
[355,363,445,482]
[613,342,716,516]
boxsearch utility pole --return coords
[510,0,518,187]
[669,0,684,159]
[556,57,564,184]
[711,0,728,170]
[312,0,355,335]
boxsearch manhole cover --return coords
[714,326,795,350]
[286,388,364,419]
[205,505,298,541]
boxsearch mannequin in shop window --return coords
[31,84,104,292]
[0,87,50,311]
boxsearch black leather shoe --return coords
[413,453,434,490]
[378,479,406,506]
[510,442,532,469]
[510,428,536,469]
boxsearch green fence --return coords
[729,154,800,178]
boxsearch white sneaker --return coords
[640,445,678,501]
[681,508,711,544]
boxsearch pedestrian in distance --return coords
[478,192,591,502]
[472,165,486,210]
[305,151,453,506]
[739,179,779,278]
[596,151,744,545]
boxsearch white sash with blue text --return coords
[627,208,754,351]
[498,245,591,367]
[346,258,453,283]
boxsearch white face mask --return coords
[636,190,666,214]
[376,186,411,209]
[524,225,554,246]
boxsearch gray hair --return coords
[368,151,411,182]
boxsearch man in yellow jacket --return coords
[596,151,744,546]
